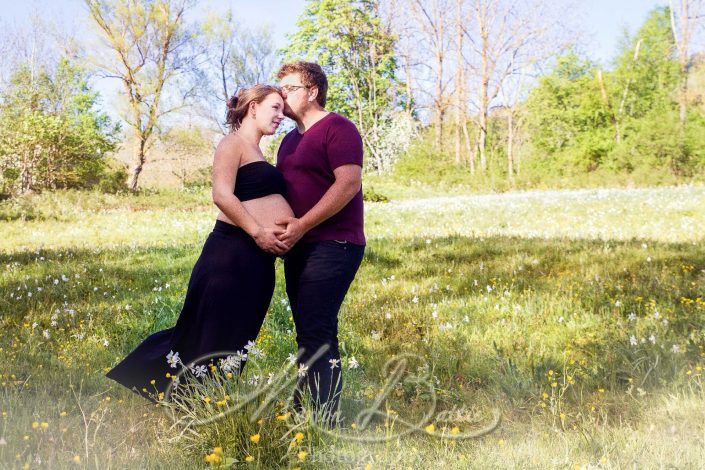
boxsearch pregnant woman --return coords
[106,85,294,402]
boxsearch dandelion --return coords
[451,426,460,434]
[245,455,255,462]
[250,433,260,444]
[32,421,39,429]
[294,432,305,442]
[297,451,307,461]
[276,412,291,421]
[72,455,81,464]
[425,423,435,434]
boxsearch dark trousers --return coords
[284,239,364,422]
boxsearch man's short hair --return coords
[277,61,328,108]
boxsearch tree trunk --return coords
[128,138,147,190]
[507,108,514,182]
[455,0,463,164]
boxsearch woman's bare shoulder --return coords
[215,133,245,158]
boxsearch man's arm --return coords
[276,164,361,246]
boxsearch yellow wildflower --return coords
[250,433,260,444]
[294,432,305,442]
[297,450,307,461]
[425,423,435,434]
[245,455,254,462]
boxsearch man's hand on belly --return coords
[276,216,308,248]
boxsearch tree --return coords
[462,0,574,173]
[197,9,277,134]
[282,0,400,172]
[85,0,197,190]
[669,0,704,168]
[0,60,118,196]
[407,0,451,153]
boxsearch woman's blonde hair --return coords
[226,84,283,131]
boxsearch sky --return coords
[0,0,672,114]
[0,0,669,63]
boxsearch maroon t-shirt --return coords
[276,112,366,245]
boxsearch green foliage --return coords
[0,59,119,197]
[281,0,402,171]
[522,6,704,180]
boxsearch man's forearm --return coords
[299,178,360,232]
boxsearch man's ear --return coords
[308,86,319,103]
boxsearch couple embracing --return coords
[106,61,365,424]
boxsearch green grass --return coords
[1,185,704,468]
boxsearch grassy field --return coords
[1,184,704,469]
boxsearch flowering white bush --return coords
[365,112,418,174]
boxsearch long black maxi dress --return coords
[105,161,287,402]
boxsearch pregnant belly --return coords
[217,194,295,230]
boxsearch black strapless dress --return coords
[105,161,287,402]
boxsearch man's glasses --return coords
[281,84,309,93]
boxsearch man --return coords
[275,61,365,425]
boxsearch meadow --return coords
[1,184,704,469]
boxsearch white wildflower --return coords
[348,356,359,369]
[297,364,309,377]
[248,375,261,386]
[219,355,241,373]
[190,365,207,378]
[166,350,181,369]
[629,335,638,346]
[329,358,340,369]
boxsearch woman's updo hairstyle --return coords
[226,84,283,131]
